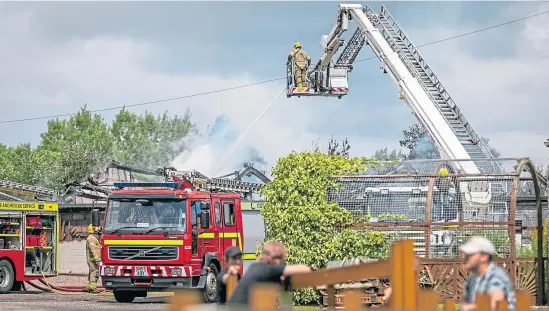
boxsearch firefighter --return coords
[287,42,311,87]
[434,167,457,222]
[86,224,101,293]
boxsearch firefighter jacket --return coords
[86,233,101,262]
[288,48,311,69]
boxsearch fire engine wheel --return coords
[113,290,136,303]
[203,263,219,303]
[0,260,15,294]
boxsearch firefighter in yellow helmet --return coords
[287,42,311,88]
[434,166,457,222]
[86,224,101,293]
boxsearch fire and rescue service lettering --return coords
[0,202,58,211]
[0,202,36,209]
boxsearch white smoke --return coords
[170,114,269,178]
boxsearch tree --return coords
[111,109,195,169]
[399,124,439,159]
[481,137,500,158]
[312,136,351,158]
[0,143,48,186]
[399,123,501,160]
[38,108,115,189]
[260,151,390,304]
[372,147,407,161]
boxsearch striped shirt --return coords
[463,263,516,311]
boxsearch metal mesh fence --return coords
[330,158,543,260]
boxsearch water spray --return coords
[212,87,285,176]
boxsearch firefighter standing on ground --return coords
[86,224,101,293]
[287,42,311,87]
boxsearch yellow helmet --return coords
[88,224,100,233]
[294,41,301,49]
[439,167,449,175]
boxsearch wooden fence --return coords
[169,240,532,311]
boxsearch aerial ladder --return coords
[286,4,547,206]
[159,167,264,199]
[0,179,58,201]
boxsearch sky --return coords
[0,1,548,177]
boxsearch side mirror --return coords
[91,209,101,227]
[200,201,210,211]
[200,212,210,229]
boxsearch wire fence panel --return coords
[331,158,544,301]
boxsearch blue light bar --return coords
[113,182,179,189]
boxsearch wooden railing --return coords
[169,240,532,311]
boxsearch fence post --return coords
[250,284,279,311]
[388,239,417,311]
[444,299,456,311]
[227,274,238,300]
[343,290,364,311]
[168,289,202,311]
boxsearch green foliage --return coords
[396,123,500,160]
[371,147,407,161]
[0,143,48,186]
[39,108,115,189]
[0,107,195,191]
[260,151,390,305]
[517,218,549,258]
[112,109,194,169]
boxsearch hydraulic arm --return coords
[310,4,480,174]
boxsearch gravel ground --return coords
[0,292,169,311]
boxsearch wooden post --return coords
[389,240,404,310]
[168,289,201,311]
[401,239,418,311]
[444,299,456,311]
[515,291,530,311]
[475,294,490,311]
[250,284,279,311]
[327,285,336,311]
[417,290,438,311]
[343,290,364,311]
[227,274,238,300]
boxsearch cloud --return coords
[402,2,549,165]
[1,3,387,177]
[0,2,547,177]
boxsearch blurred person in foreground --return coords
[227,241,311,306]
[460,236,516,311]
[217,246,243,304]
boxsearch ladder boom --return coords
[0,179,58,199]
[346,5,479,174]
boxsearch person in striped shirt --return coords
[460,236,516,311]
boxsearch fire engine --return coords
[98,168,264,303]
[0,201,60,293]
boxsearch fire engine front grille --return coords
[109,246,178,261]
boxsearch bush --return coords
[259,151,391,305]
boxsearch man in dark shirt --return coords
[217,246,243,304]
[227,241,311,306]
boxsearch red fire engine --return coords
[0,201,59,293]
[97,169,263,303]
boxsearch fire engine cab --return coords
[99,169,261,303]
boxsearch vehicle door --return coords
[210,196,223,267]
[220,200,240,256]
[191,199,214,261]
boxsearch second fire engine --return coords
[98,168,263,303]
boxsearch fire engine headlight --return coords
[170,268,182,275]
[104,267,115,274]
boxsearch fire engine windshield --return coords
[103,198,187,234]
